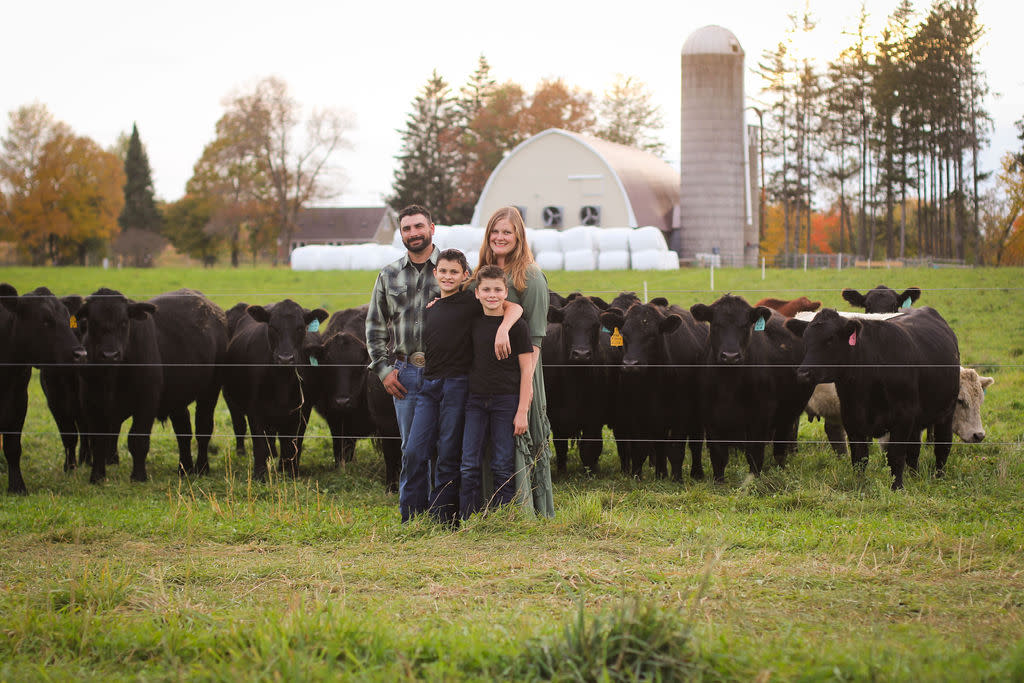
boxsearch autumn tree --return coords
[0,103,124,265]
[596,74,665,157]
[162,194,220,265]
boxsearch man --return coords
[366,205,441,507]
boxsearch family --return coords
[365,205,555,522]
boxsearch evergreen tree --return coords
[117,123,162,234]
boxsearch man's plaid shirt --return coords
[365,248,441,381]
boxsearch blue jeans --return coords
[460,393,519,520]
[401,374,469,523]
[393,360,425,510]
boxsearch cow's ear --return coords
[650,296,669,307]
[548,292,567,308]
[842,289,866,308]
[980,375,995,389]
[0,283,19,313]
[599,309,623,331]
[659,314,682,334]
[785,318,808,337]
[750,306,772,328]
[547,306,564,323]
[843,318,862,340]
[899,287,922,305]
[128,302,156,320]
[61,295,84,316]
[306,308,329,325]
[690,303,712,323]
[808,300,822,312]
[590,296,609,310]
[247,305,270,323]
[566,292,583,302]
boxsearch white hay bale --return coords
[628,226,668,252]
[319,246,352,270]
[563,249,597,271]
[559,226,599,253]
[290,245,323,271]
[529,228,562,255]
[659,251,680,270]
[535,251,565,271]
[794,310,907,322]
[598,250,630,270]
[390,227,404,249]
[596,227,632,252]
[630,249,665,270]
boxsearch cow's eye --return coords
[957,398,968,407]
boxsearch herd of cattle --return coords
[0,282,993,495]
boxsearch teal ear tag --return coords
[754,317,766,332]
[901,297,912,309]
[307,319,320,332]
[601,326,612,334]
[309,357,319,367]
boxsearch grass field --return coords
[1,265,1023,681]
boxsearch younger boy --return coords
[459,265,535,519]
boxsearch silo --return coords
[679,25,752,266]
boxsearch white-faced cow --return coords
[690,295,812,483]
[223,299,328,481]
[786,307,959,489]
[1,284,87,493]
[842,285,921,313]
[600,299,707,480]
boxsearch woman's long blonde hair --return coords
[478,206,535,293]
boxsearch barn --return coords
[280,206,397,260]
[470,129,680,237]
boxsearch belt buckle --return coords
[409,351,426,367]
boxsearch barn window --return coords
[579,205,601,226]
[542,206,564,228]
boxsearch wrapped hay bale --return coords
[563,249,597,271]
[535,251,565,271]
[596,227,632,253]
[529,228,562,255]
[630,249,665,270]
[559,225,599,253]
[598,250,630,270]
[628,226,668,253]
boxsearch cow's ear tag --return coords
[69,315,78,329]
[307,319,320,333]
[901,297,912,309]
[601,326,611,334]
[848,330,858,346]
[754,317,766,332]
[309,356,319,367]
[610,327,624,348]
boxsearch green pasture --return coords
[1,265,1023,681]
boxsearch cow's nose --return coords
[796,367,813,383]
[622,358,639,367]
[720,351,741,364]
[102,350,121,362]
[275,352,295,365]
[333,397,352,410]
[570,348,591,361]
[971,431,985,443]
[72,348,87,363]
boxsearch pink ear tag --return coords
[848,331,857,346]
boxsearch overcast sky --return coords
[4,0,1021,207]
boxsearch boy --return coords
[459,265,535,520]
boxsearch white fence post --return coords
[761,257,766,280]
[803,253,808,272]
[710,263,714,291]
[643,281,648,302]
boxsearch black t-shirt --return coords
[423,289,481,379]
[469,316,532,395]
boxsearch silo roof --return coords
[681,25,744,56]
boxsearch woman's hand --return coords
[513,408,529,436]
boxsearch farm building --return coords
[280,206,397,260]
[470,129,681,237]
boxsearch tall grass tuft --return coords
[522,598,711,682]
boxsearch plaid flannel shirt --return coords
[365,249,441,381]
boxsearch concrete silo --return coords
[679,25,755,266]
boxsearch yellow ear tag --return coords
[610,327,623,348]
[69,315,78,329]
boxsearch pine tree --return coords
[117,123,162,234]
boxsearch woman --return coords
[476,206,555,518]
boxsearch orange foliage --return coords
[759,202,840,257]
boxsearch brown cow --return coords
[756,296,821,318]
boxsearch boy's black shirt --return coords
[423,289,480,379]
[469,316,532,395]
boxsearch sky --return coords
[3,0,1021,208]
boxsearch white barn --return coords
[470,128,680,234]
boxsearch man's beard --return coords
[403,235,431,253]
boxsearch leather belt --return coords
[395,351,426,367]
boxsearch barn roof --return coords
[473,128,680,230]
[293,207,393,243]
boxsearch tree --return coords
[520,78,595,137]
[163,194,220,265]
[117,123,162,237]
[595,74,666,156]
[0,103,124,265]
[389,70,463,224]
[984,153,1024,265]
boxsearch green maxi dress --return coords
[502,264,555,518]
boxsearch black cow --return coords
[223,299,328,481]
[842,285,921,313]
[1,284,87,493]
[690,295,812,483]
[76,288,229,483]
[545,293,611,473]
[786,307,959,489]
[600,300,707,480]
[304,309,402,490]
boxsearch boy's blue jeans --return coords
[400,374,468,523]
[460,392,519,520]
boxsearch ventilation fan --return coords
[579,205,601,226]
[542,206,564,228]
